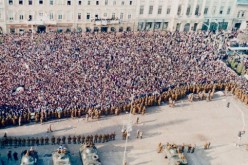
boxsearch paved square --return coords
[0,94,248,165]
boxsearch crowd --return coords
[0,31,247,128]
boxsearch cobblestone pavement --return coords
[0,93,248,165]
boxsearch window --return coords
[140,5,144,15]
[167,7,171,15]
[50,12,54,20]
[128,14,131,19]
[9,0,13,5]
[78,0,81,5]
[227,7,231,15]
[67,0,71,5]
[19,0,23,5]
[39,0,43,4]
[19,15,24,20]
[29,0,32,5]
[219,6,224,15]
[204,7,208,15]
[78,13,81,20]
[10,28,15,33]
[58,14,63,20]
[104,13,107,17]
[212,6,216,15]
[121,1,124,5]
[149,5,153,14]
[88,0,90,5]
[96,1,99,5]
[237,11,240,18]
[177,5,181,15]
[50,0,53,5]
[130,1,132,5]
[105,0,108,5]
[120,13,123,19]
[195,5,199,15]
[28,15,32,21]
[158,6,162,14]
[9,12,14,20]
[113,1,116,5]
[86,13,90,20]
[112,13,115,19]
[186,5,191,15]
[241,11,245,17]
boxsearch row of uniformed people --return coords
[1,82,247,129]
[0,133,116,148]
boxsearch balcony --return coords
[94,19,119,26]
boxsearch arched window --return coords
[177,5,182,15]
[186,5,191,16]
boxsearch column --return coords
[191,0,198,18]
[168,0,179,31]
[183,0,189,17]
[200,0,206,17]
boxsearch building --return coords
[136,0,247,32]
[0,0,247,34]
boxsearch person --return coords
[139,131,143,139]
[191,144,196,153]
[13,152,18,161]
[227,102,230,108]
[47,124,52,133]
[7,151,12,161]
[136,117,139,124]
[136,130,140,138]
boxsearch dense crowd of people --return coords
[0,31,247,128]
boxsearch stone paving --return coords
[0,93,248,165]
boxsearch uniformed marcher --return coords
[36,137,39,146]
[27,137,31,146]
[77,135,81,144]
[45,136,49,145]
[40,137,44,145]
[62,136,66,144]
[57,136,61,145]
[67,135,72,144]
[72,135,76,144]
[51,136,55,145]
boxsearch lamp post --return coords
[122,94,134,165]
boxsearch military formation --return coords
[0,132,116,148]
[0,82,248,129]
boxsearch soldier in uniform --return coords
[27,137,31,146]
[81,135,85,144]
[72,135,77,144]
[113,132,116,140]
[67,135,72,144]
[57,136,61,145]
[102,134,106,143]
[94,134,98,143]
[40,137,44,145]
[22,138,26,146]
[51,136,55,145]
[31,137,35,146]
[62,136,66,144]
[98,134,102,143]
[18,137,22,146]
[36,137,39,146]
[45,136,49,145]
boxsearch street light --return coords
[122,94,134,165]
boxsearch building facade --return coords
[0,0,247,34]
